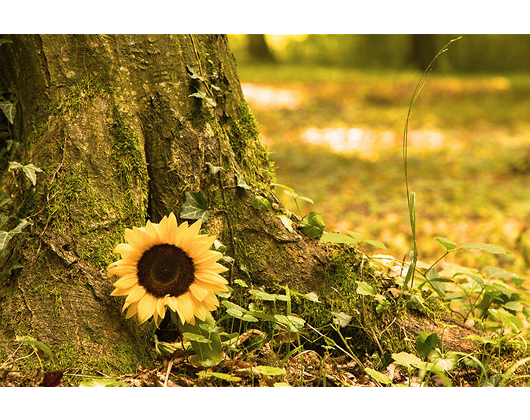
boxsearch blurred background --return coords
[228,34,530,278]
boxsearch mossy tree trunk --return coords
[0,34,328,372]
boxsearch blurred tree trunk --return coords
[0,34,324,372]
[247,34,276,63]
[408,34,438,70]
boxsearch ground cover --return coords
[238,64,530,278]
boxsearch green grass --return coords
[236,63,530,278]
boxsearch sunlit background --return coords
[228,34,530,279]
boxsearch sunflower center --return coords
[137,244,195,298]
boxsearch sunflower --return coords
[108,213,228,326]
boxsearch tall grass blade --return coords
[402,36,462,289]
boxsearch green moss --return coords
[34,77,148,269]
[227,102,276,191]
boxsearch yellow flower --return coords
[108,213,228,326]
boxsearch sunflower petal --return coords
[176,293,195,325]
[137,293,157,324]
[195,271,228,285]
[189,283,210,301]
[145,220,160,242]
[112,273,139,289]
[125,285,147,303]
[125,302,139,319]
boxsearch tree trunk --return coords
[0,35,476,377]
[247,34,277,63]
[0,34,326,372]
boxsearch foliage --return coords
[4,36,530,388]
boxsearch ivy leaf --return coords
[345,230,363,242]
[484,266,524,284]
[189,90,216,108]
[277,214,294,233]
[252,196,271,211]
[0,219,32,250]
[299,212,325,239]
[248,289,289,301]
[9,162,42,186]
[206,162,223,175]
[197,372,241,382]
[186,65,206,82]
[415,331,439,358]
[0,101,16,124]
[179,191,209,222]
[235,173,251,190]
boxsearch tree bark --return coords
[0,34,326,371]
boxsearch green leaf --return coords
[248,289,289,301]
[9,162,42,186]
[0,101,16,124]
[270,183,294,193]
[186,65,206,81]
[16,335,54,360]
[255,366,285,376]
[197,372,242,382]
[179,191,209,221]
[489,308,522,332]
[365,367,392,385]
[461,243,508,255]
[252,195,271,211]
[299,211,325,238]
[415,331,438,358]
[182,332,212,344]
[320,232,359,244]
[376,300,391,314]
[277,214,294,233]
[223,301,259,322]
[345,230,363,242]
[234,279,248,288]
[206,162,223,175]
[79,378,124,387]
[235,173,252,190]
[484,266,524,282]
[189,90,216,107]
[301,292,320,302]
[392,352,422,368]
[274,314,305,331]
[179,315,223,363]
[331,311,352,328]
[356,281,375,296]
[503,301,523,313]
[435,237,457,251]
[0,219,32,250]
[0,38,13,47]
[362,239,387,249]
